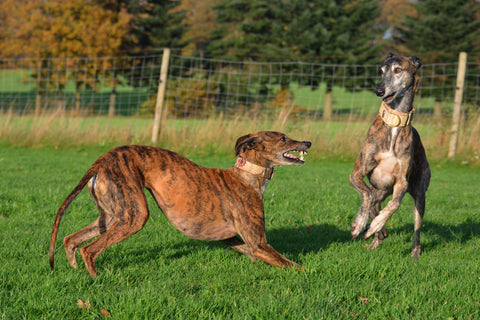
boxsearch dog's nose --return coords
[374,86,385,97]
[305,141,312,148]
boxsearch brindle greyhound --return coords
[49,131,311,277]
[350,53,431,259]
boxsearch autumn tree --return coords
[0,0,131,114]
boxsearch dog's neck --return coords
[387,77,417,114]
[379,102,415,128]
[234,156,275,180]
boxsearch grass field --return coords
[1,145,480,319]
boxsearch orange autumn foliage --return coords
[0,0,131,59]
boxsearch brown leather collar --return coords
[379,102,415,127]
[234,156,275,180]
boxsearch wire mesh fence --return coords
[0,52,479,120]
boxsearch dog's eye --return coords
[394,67,402,73]
[280,136,287,142]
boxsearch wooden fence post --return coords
[108,60,117,118]
[35,60,43,116]
[151,48,171,144]
[448,52,467,159]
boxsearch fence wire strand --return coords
[0,54,479,119]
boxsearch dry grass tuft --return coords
[1,111,479,165]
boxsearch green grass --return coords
[1,145,480,319]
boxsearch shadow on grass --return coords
[110,223,352,269]
[266,223,352,256]
[104,219,480,271]
[379,220,480,255]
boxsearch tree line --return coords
[0,0,479,115]
[1,0,478,63]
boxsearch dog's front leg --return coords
[350,158,376,239]
[364,177,408,239]
[235,214,302,270]
[250,243,301,270]
[221,237,257,262]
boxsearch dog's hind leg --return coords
[80,203,150,277]
[63,175,119,269]
[63,214,115,269]
[409,152,430,260]
[80,176,150,277]
[83,208,149,277]
[221,236,257,262]
[411,192,426,259]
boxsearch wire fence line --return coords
[0,53,479,120]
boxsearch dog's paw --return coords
[363,220,383,240]
[351,215,368,239]
[295,264,305,273]
[411,246,421,260]
[366,237,382,250]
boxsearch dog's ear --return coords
[235,134,258,156]
[386,52,396,59]
[409,56,422,71]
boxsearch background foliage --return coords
[1,0,478,63]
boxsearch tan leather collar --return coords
[234,156,275,180]
[379,102,415,127]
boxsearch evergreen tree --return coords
[395,0,480,63]
[208,0,280,61]
[120,0,186,52]
[395,0,480,108]
[208,0,383,118]
[115,0,186,89]
[209,0,382,63]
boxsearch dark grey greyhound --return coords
[350,53,431,259]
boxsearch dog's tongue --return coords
[283,151,306,161]
[284,152,299,160]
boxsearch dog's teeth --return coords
[299,151,305,161]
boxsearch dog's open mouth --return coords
[283,150,307,163]
[383,92,396,104]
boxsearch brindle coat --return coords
[350,54,431,259]
[49,131,311,277]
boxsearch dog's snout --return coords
[304,141,312,148]
[374,84,385,97]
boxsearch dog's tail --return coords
[49,166,98,271]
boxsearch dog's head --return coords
[235,131,311,168]
[375,53,422,105]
